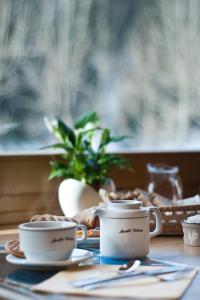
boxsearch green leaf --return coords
[53,118,75,145]
[86,158,99,170]
[49,169,69,180]
[75,112,99,129]
[76,131,88,150]
[99,128,110,149]
[45,112,133,183]
[50,160,66,169]
[109,135,128,142]
[98,154,111,164]
[48,161,69,180]
[108,154,133,170]
[40,143,72,151]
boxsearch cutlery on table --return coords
[0,277,69,300]
[158,268,194,282]
[0,277,44,300]
[118,260,141,273]
[142,257,188,267]
[73,265,193,289]
[72,259,141,287]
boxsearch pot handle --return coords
[91,205,107,217]
[76,224,88,242]
[149,207,162,238]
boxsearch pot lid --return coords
[109,200,141,210]
[104,200,149,218]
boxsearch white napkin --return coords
[32,264,197,299]
[172,195,200,206]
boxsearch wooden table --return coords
[0,229,200,300]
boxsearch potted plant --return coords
[44,112,131,217]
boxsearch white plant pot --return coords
[58,179,101,217]
[58,178,116,218]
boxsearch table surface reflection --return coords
[0,229,200,300]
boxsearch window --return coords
[0,0,200,152]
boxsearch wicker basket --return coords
[151,204,200,235]
[109,189,200,236]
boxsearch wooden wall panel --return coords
[0,152,199,227]
[0,191,62,227]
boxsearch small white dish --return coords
[6,249,93,271]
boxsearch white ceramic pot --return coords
[93,200,162,259]
[58,179,102,217]
[182,222,200,246]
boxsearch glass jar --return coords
[146,163,183,200]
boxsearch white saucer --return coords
[6,249,93,271]
[78,237,99,248]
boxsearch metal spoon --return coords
[158,267,193,282]
[74,265,191,289]
[72,259,141,287]
[118,260,141,274]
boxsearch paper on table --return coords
[32,264,197,299]
[172,195,200,206]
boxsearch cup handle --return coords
[149,207,162,238]
[76,224,88,242]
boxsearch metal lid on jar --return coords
[147,163,179,174]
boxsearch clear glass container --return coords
[146,163,183,200]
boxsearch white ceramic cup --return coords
[19,221,87,262]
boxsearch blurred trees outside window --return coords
[0,0,200,152]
